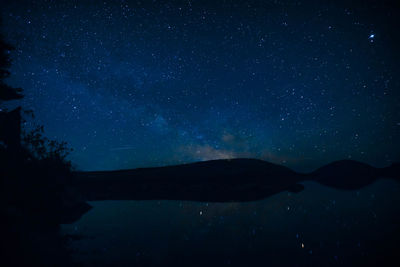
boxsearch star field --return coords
[2,0,400,171]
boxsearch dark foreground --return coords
[63,179,400,267]
[2,158,400,266]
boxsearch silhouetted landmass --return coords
[72,158,400,202]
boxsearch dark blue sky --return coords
[2,0,400,171]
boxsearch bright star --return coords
[368,34,375,43]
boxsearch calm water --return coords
[62,180,400,266]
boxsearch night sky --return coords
[2,0,400,171]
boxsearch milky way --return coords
[2,0,399,171]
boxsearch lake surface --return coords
[62,180,400,266]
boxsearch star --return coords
[369,34,375,42]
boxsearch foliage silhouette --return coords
[0,20,89,267]
[0,19,23,102]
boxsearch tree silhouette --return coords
[0,23,23,101]
[0,18,89,267]
[0,23,23,150]
[0,20,72,161]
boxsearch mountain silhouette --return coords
[72,158,399,202]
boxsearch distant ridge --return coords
[72,159,399,202]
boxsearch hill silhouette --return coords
[72,158,399,202]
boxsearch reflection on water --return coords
[62,180,400,266]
